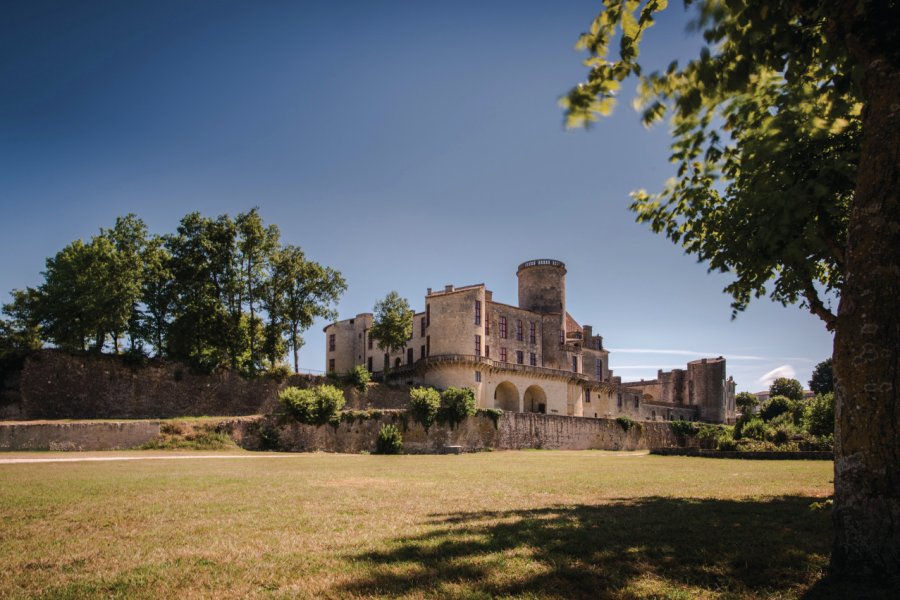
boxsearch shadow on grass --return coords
[336,496,845,599]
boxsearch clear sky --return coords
[0,0,834,391]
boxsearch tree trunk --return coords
[292,326,299,374]
[831,59,900,576]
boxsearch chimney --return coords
[444,284,454,292]
[427,288,432,295]
[485,290,493,302]
[583,325,593,340]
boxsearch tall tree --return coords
[139,235,175,357]
[564,0,899,573]
[369,291,413,376]
[100,214,148,352]
[809,358,834,394]
[236,208,280,375]
[0,289,42,357]
[769,377,805,402]
[270,245,346,373]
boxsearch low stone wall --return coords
[229,412,691,453]
[0,350,411,420]
[0,421,161,451]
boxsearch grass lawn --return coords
[0,450,856,598]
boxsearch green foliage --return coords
[760,395,796,422]
[369,291,413,370]
[279,384,346,426]
[437,387,477,428]
[409,386,441,431]
[803,392,835,437]
[476,408,503,429]
[564,2,861,327]
[735,391,758,414]
[374,424,403,455]
[696,424,727,450]
[263,364,293,381]
[346,364,371,393]
[808,358,834,395]
[739,417,772,442]
[339,409,385,425]
[769,378,804,402]
[1,210,345,378]
[616,415,635,432]
[142,422,235,450]
[669,420,699,438]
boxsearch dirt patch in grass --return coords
[140,420,237,450]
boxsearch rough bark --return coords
[831,58,900,576]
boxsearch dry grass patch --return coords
[0,450,876,598]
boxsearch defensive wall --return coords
[0,350,410,421]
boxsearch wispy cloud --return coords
[756,364,796,388]
[609,348,766,361]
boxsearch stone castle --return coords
[325,259,736,423]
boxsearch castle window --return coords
[475,300,481,325]
[426,336,430,356]
[475,335,481,357]
[367,356,373,372]
[529,352,536,366]
[617,393,623,408]
[475,371,481,382]
[595,360,602,379]
[634,397,640,409]
[485,314,490,335]
[420,345,425,359]
[572,356,578,373]
[421,317,426,337]
[500,347,508,362]
[559,330,564,345]
[516,350,523,364]
[426,304,430,327]
[585,389,590,403]
[329,358,335,372]
[529,322,536,344]
[407,348,413,364]
[329,334,335,352]
[368,335,373,350]
[516,320,523,341]
[499,316,507,339]
[485,345,490,358]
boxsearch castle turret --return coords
[517,259,567,369]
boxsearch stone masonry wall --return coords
[0,350,411,421]
[0,420,161,451]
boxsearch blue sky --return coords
[0,0,834,391]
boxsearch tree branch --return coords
[803,283,838,331]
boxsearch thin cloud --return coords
[757,365,796,388]
[609,348,766,361]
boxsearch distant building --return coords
[325,259,737,423]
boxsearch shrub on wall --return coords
[437,387,477,428]
[279,384,346,426]
[409,387,441,431]
[616,415,635,431]
[669,420,700,438]
[476,408,503,429]
[375,424,403,454]
[346,365,371,393]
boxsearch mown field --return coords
[0,450,858,599]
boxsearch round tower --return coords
[517,259,566,314]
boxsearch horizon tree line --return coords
[0,209,346,376]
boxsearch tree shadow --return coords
[334,496,848,598]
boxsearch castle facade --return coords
[324,259,736,423]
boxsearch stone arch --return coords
[523,385,547,413]
[493,381,520,412]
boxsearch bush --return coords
[409,386,441,431]
[739,417,772,442]
[346,364,371,393]
[279,384,346,425]
[697,424,728,449]
[375,424,403,454]
[802,392,835,437]
[760,395,796,422]
[616,415,635,432]
[669,420,699,438]
[734,391,759,414]
[264,365,293,381]
[438,387,477,427]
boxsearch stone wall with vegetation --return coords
[0,350,410,420]
[228,412,691,454]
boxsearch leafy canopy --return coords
[370,291,413,356]
[769,377,804,402]
[808,357,834,394]
[563,0,859,327]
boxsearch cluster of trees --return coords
[0,209,346,375]
[730,376,835,450]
